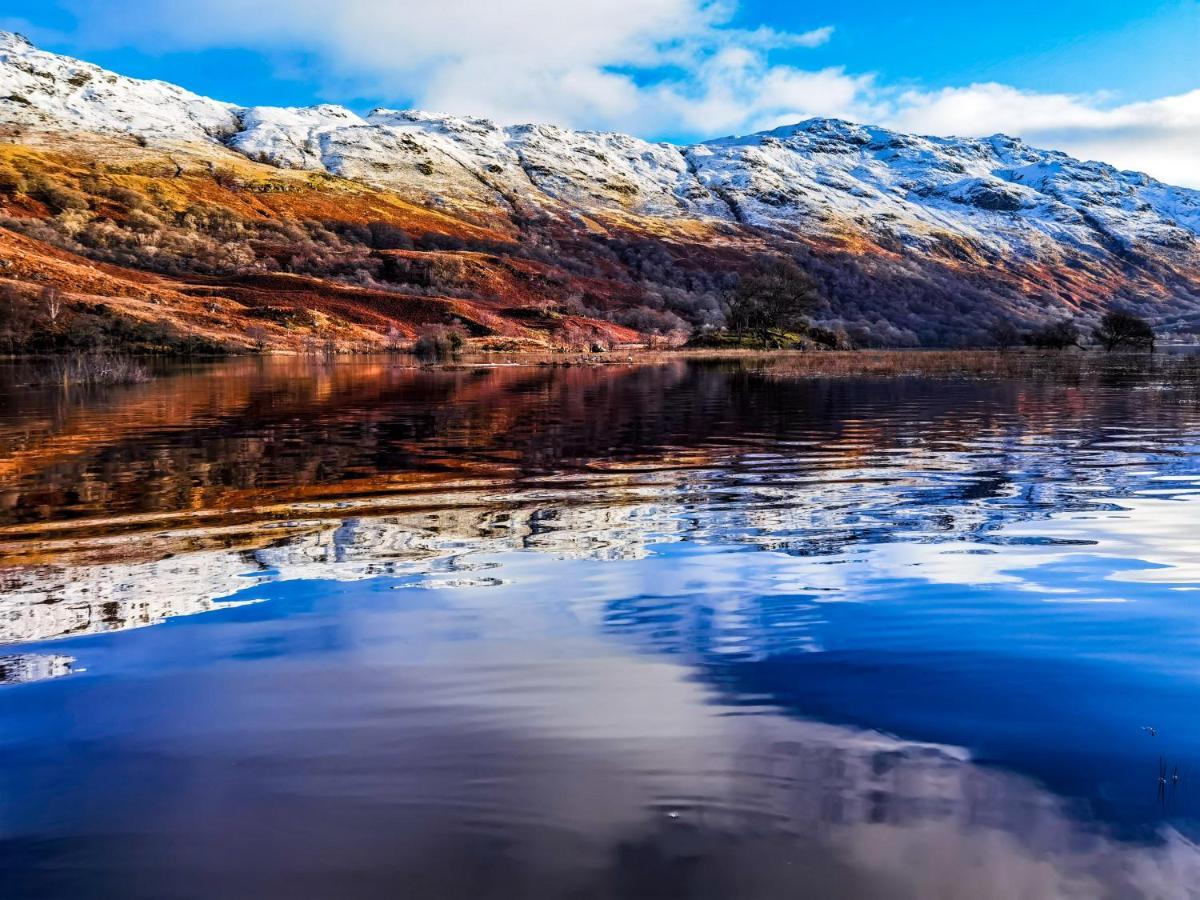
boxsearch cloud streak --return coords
[60,0,1200,186]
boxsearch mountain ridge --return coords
[1,31,1198,350]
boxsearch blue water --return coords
[2,357,1200,898]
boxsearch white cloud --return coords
[59,0,1200,186]
[889,84,1200,187]
[63,0,837,131]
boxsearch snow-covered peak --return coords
[0,31,32,52]
[682,114,1200,254]
[239,104,364,131]
[229,104,368,168]
[367,108,501,133]
[0,30,238,141]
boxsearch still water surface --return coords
[2,356,1200,898]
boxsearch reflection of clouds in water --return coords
[396,696,1200,900]
[281,588,1200,897]
[5,570,1199,900]
[1005,493,1200,588]
[7,635,1197,900]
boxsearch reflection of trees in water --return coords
[3,358,1199,531]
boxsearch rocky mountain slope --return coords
[1,31,1198,350]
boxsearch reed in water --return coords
[31,353,151,387]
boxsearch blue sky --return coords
[3,0,1198,183]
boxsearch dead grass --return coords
[431,348,1200,385]
[749,349,1200,380]
[755,349,1086,378]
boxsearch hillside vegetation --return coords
[0,32,1198,354]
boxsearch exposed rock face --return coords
[2,31,1199,346]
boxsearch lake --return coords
[2,354,1200,899]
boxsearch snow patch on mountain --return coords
[230,104,366,169]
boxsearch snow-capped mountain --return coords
[0,32,238,139]
[2,31,1199,346]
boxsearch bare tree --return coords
[991,319,1022,351]
[1094,310,1155,352]
[725,258,819,346]
[41,285,64,327]
[385,325,406,352]
[245,325,269,353]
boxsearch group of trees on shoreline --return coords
[723,258,821,345]
[710,256,1160,354]
[991,310,1157,353]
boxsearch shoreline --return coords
[3,346,1196,377]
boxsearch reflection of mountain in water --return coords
[0,550,269,644]
[3,427,1199,646]
[0,653,75,685]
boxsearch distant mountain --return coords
[1,31,1198,350]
